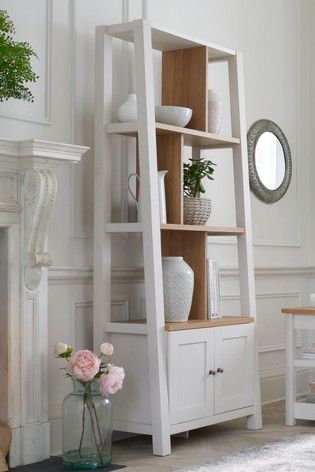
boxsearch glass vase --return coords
[62,380,112,470]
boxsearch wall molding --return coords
[48,264,315,284]
[208,236,302,248]
[48,266,93,284]
[221,291,303,354]
[260,369,308,405]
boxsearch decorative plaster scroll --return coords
[24,169,57,291]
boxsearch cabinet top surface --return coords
[282,307,315,315]
[165,316,254,331]
[104,20,236,59]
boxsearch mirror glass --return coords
[255,131,285,190]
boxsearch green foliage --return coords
[58,346,73,359]
[184,158,216,198]
[0,9,38,102]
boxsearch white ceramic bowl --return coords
[155,106,192,128]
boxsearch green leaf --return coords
[0,10,38,102]
[183,158,216,197]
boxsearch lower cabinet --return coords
[168,323,254,425]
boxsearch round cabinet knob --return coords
[217,368,224,374]
[209,370,216,375]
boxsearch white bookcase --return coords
[94,18,262,456]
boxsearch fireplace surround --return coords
[0,138,88,467]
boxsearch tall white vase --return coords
[208,89,222,134]
[162,257,194,322]
[117,93,137,122]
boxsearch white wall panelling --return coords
[73,301,93,350]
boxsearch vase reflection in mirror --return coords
[128,170,168,223]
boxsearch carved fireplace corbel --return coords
[24,168,57,291]
[0,139,88,467]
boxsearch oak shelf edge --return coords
[282,307,315,315]
[161,224,244,235]
[107,122,240,148]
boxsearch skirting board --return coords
[10,423,50,468]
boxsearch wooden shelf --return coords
[107,122,240,148]
[105,321,147,335]
[105,223,143,233]
[161,224,244,235]
[105,223,244,236]
[282,307,315,315]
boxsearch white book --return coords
[214,260,221,318]
[207,259,221,319]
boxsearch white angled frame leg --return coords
[133,19,171,456]
[285,314,296,426]
[228,52,262,430]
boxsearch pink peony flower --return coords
[67,350,101,382]
[100,365,125,395]
[100,343,114,357]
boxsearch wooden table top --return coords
[282,307,315,315]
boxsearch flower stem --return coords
[79,393,87,457]
[86,397,104,466]
[89,397,103,445]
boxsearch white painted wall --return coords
[0,0,314,455]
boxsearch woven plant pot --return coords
[183,196,211,225]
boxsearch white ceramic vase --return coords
[162,257,194,322]
[117,93,137,122]
[208,89,222,134]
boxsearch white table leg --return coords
[285,314,296,426]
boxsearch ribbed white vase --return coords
[162,257,194,322]
[208,89,222,134]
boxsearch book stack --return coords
[300,344,315,359]
[207,259,221,319]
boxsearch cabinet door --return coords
[168,329,214,424]
[214,324,254,414]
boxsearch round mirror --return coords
[248,120,292,203]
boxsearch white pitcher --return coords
[127,173,142,222]
[157,170,168,224]
[127,170,168,223]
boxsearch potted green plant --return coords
[0,10,38,102]
[183,158,216,225]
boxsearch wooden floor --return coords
[112,401,315,471]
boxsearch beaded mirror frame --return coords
[247,119,292,203]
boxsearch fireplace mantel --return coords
[0,138,88,467]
